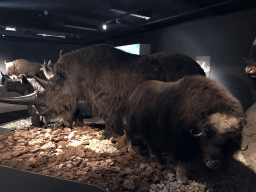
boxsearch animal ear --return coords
[239,118,247,127]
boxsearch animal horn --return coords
[33,75,49,89]
[0,92,37,105]
[190,129,203,137]
[240,144,248,151]
[1,72,11,80]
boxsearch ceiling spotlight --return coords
[102,24,107,30]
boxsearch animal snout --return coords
[205,159,221,169]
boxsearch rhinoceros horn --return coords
[33,75,49,89]
[0,92,37,105]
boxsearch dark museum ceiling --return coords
[0,0,256,45]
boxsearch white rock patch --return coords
[85,138,119,153]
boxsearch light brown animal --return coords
[5,59,42,78]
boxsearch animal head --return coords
[1,73,33,95]
[0,71,78,123]
[1,71,11,85]
[191,112,246,169]
[40,64,54,79]
[245,38,256,79]
[4,61,16,76]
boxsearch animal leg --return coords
[146,143,156,159]
[103,113,124,138]
[176,161,190,184]
[127,139,133,151]
[28,105,43,127]
[73,108,84,127]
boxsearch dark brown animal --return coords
[245,38,256,79]
[0,72,84,128]
[0,44,205,138]
[1,72,43,127]
[125,75,246,184]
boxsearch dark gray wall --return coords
[105,8,256,112]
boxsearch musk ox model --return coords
[0,44,205,138]
[125,75,246,184]
[5,59,42,78]
[245,38,256,79]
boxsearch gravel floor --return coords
[0,118,256,192]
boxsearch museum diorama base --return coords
[0,162,106,192]
[0,116,256,192]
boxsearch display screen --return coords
[115,44,140,55]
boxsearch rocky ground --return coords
[0,118,256,192]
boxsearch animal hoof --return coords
[103,130,119,139]
[177,177,189,185]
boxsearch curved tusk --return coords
[0,92,37,105]
[190,129,203,137]
[0,85,5,89]
[33,75,49,89]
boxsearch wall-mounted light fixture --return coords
[110,9,150,20]
[38,33,66,38]
[5,27,16,31]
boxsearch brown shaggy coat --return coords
[125,75,246,183]
[32,44,205,138]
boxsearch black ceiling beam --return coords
[0,8,102,35]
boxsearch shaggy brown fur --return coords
[1,73,84,127]
[36,44,205,138]
[3,44,205,138]
[1,73,42,126]
[125,75,246,184]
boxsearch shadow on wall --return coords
[219,75,253,112]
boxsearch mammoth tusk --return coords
[0,92,37,105]
[33,75,49,89]
[0,85,5,89]
[190,129,203,137]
